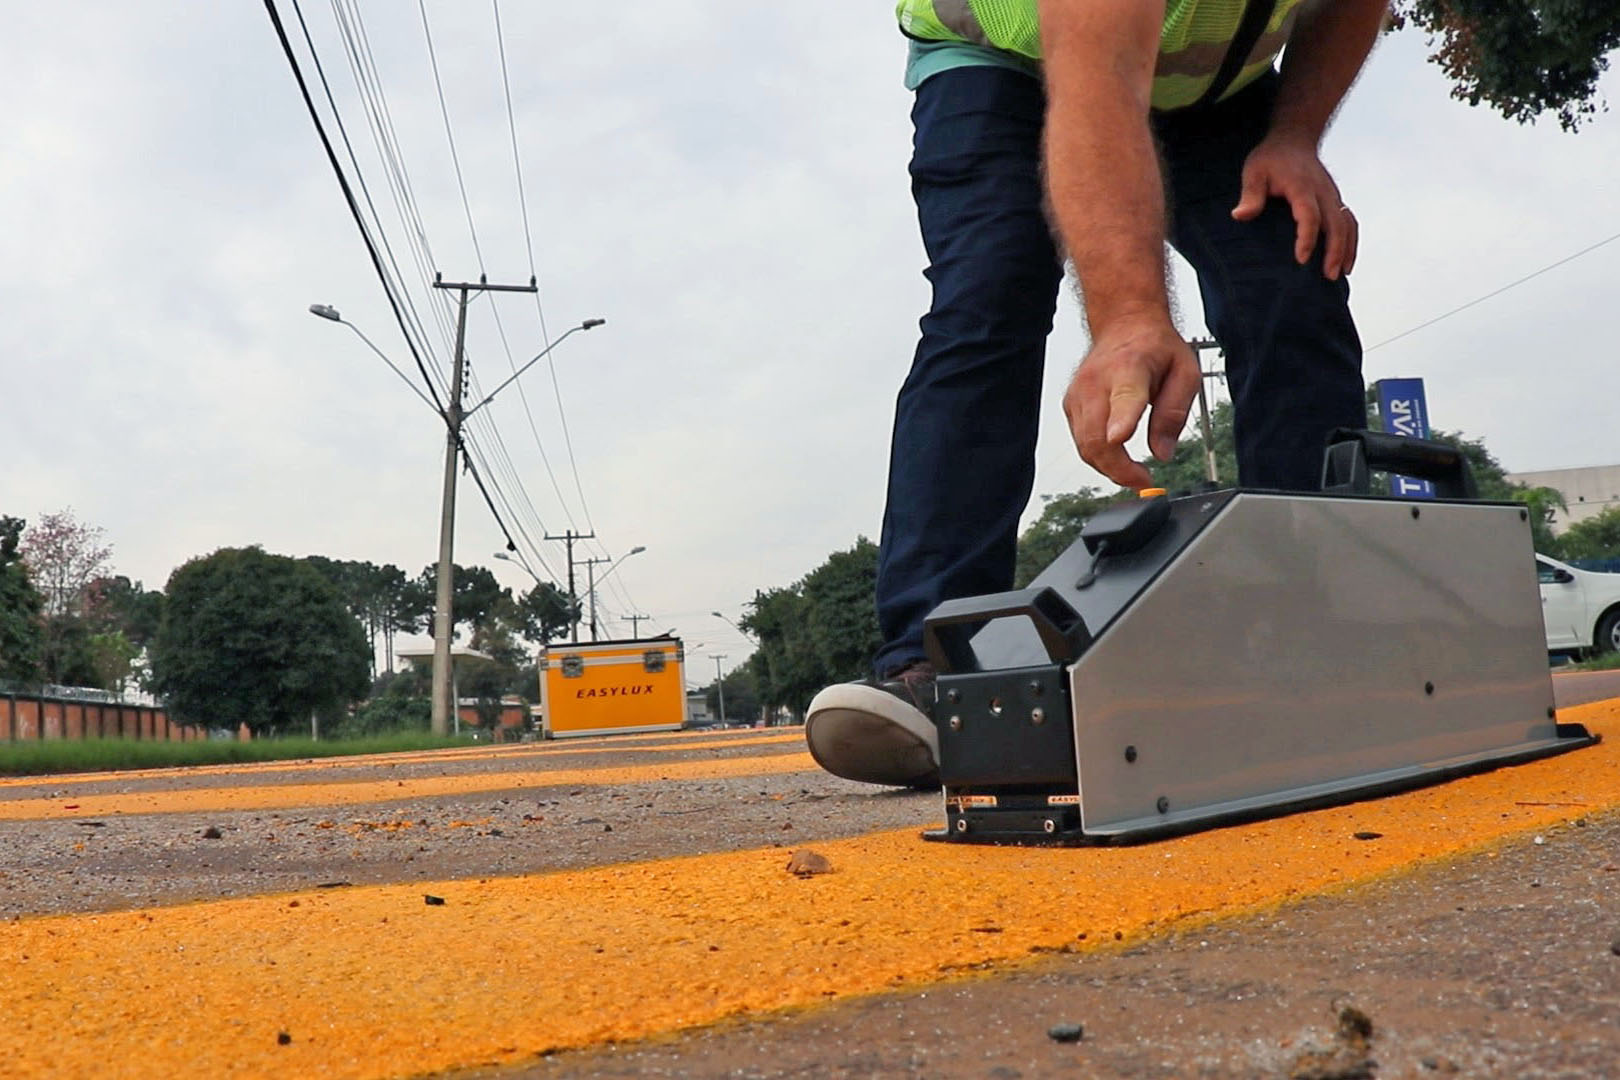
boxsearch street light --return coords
[711,610,757,643]
[493,550,542,584]
[463,320,606,418]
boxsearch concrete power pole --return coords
[544,529,596,643]
[428,274,537,736]
[625,613,651,638]
[581,556,611,641]
[713,655,727,726]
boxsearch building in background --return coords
[1506,465,1620,533]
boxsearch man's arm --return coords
[1232,0,1389,279]
[1043,0,1199,488]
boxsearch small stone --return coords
[1420,1056,1459,1073]
[1047,1022,1084,1043]
[785,850,832,877]
[424,894,446,906]
[201,826,223,840]
[603,824,613,833]
[277,1032,292,1046]
[1609,938,1620,957]
[1352,831,1382,841]
[1534,835,1546,845]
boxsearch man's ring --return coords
[1339,205,1353,214]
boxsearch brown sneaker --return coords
[803,663,938,787]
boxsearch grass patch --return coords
[1563,651,1620,673]
[0,732,482,777]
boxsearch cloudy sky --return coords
[4,3,1618,673]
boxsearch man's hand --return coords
[1232,135,1358,280]
[1063,315,1200,489]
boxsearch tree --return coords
[706,663,761,724]
[0,516,44,686]
[1558,506,1620,563]
[20,509,115,685]
[19,509,112,617]
[799,539,885,689]
[1146,400,1238,496]
[150,547,371,735]
[1391,1,1620,131]
[412,563,511,642]
[515,581,578,645]
[742,587,822,717]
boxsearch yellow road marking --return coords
[0,731,801,789]
[3,699,1616,1080]
[0,751,817,820]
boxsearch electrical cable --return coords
[1366,227,1620,352]
[266,0,446,415]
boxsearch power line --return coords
[266,0,445,414]
[1367,228,1620,352]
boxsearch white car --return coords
[1537,555,1620,656]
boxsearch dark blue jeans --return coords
[873,65,1366,678]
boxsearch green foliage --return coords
[341,671,432,738]
[1392,0,1620,130]
[89,576,165,650]
[707,663,761,724]
[0,516,44,685]
[1014,488,1132,587]
[800,539,884,685]
[739,539,885,717]
[151,547,371,734]
[516,581,577,645]
[741,587,822,717]
[1558,506,1620,562]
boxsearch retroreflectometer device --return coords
[923,430,1596,845]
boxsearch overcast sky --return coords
[4,3,1618,672]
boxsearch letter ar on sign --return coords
[1387,399,1421,438]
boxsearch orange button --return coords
[1139,487,1167,498]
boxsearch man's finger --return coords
[1321,195,1349,280]
[1290,192,1321,265]
[1105,385,1150,446]
[1231,169,1268,222]
[1342,206,1359,276]
[1147,353,1200,461]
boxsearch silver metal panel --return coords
[1070,493,1559,837]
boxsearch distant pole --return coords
[544,529,596,643]
[625,613,651,637]
[582,557,611,641]
[713,654,727,725]
[1189,337,1224,484]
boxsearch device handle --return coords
[922,586,1091,675]
[1321,428,1478,500]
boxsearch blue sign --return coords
[1377,378,1435,499]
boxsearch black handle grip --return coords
[1321,429,1478,500]
[922,586,1090,674]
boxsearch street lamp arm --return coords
[463,319,605,419]
[310,306,443,418]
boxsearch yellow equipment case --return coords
[538,636,688,738]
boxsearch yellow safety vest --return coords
[896,0,1304,110]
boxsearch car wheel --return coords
[1596,608,1620,657]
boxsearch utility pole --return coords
[544,529,596,643]
[712,655,727,726]
[581,556,611,641]
[428,273,537,736]
[1188,337,1226,485]
[625,613,651,638]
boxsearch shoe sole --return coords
[804,682,939,787]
